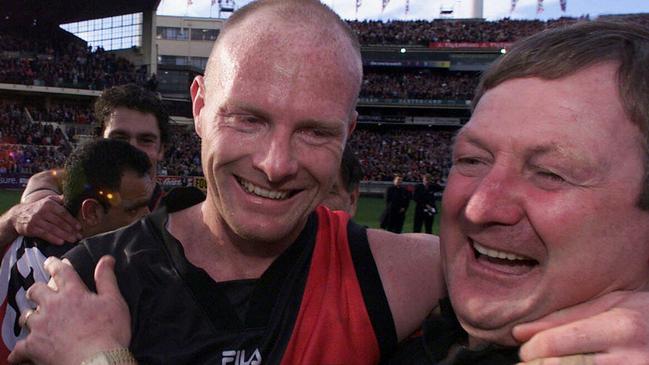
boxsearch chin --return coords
[451,294,538,347]
[460,319,520,347]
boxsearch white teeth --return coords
[239,178,289,200]
[472,241,529,261]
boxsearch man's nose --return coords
[464,167,525,226]
[253,131,298,183]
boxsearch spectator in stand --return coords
[360,70,478,101]
[380,174,411,233]
[161,124,202,177]
[349,128,453,183]
[347,17,586,46]
[0,32,146,91]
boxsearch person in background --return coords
[0,139,153,360]
[2,84,170,249]
[412,173,440,234]
[321,145,363,216]
[380,174,411,233]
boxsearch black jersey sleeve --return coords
[63,242,99,291]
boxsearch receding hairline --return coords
[205,0,362,82]
[220,0,359,48]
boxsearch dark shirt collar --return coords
[421,298,520,365]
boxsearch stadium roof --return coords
[0,0,160,26]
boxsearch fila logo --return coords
[221,348,262,365]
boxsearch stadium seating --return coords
[4,14,647,182]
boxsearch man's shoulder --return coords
[369,230,438,249]
[64,213,165,285]
[366,230,444,341]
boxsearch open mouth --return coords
[471,240,538,268]
[236,176,296,200]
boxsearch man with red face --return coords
[386,20,649,364]
[8,5,649,365]
[8,2,442,364]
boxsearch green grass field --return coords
[0,190,21,214]
[354,196,440,234]
[0,190,440,235]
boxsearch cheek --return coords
[441,172,474,220]
[202,130,245,166]
[146,151,160,164]
[300,147,341,186]
[527,191,605,248]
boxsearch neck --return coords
[463,325,519,349]
[467,335,490,350]
[79,225,95,240]
[168,200,299,282]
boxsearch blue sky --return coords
[157,0,649,21]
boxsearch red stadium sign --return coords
[428,42,512,49]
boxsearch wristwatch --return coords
[80,349,137,365]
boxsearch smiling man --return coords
[9,5,649,365]
[8,1,442,364]
[385,20,649,364]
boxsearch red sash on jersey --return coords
[281,206,381,365]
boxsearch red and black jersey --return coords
[65,203,397,365]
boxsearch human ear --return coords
[80,199,103,227]
[190,76,206,138]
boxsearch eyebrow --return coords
[107,130,159,139]
[226,102,348,128]
[526,143,599,170]
[220,102,271,121]
[452,127,489,151]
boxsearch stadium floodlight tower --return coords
[472,0,484,18]
[218,0,236,18]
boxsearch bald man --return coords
[10,2,649,365]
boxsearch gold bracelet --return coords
[80,348,137,365]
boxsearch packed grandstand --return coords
[1,9,647,190]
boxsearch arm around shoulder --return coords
[21,169,63,204]
[367,230,445,341]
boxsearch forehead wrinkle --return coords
[525,142,608,185]
[209,11,361,107]
[452,125,490,152]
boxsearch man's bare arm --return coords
[2,169,83,246]
[0,196,81,248]
[21,169,63,204]
[514,290,649,364]
[368,231,445,341]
